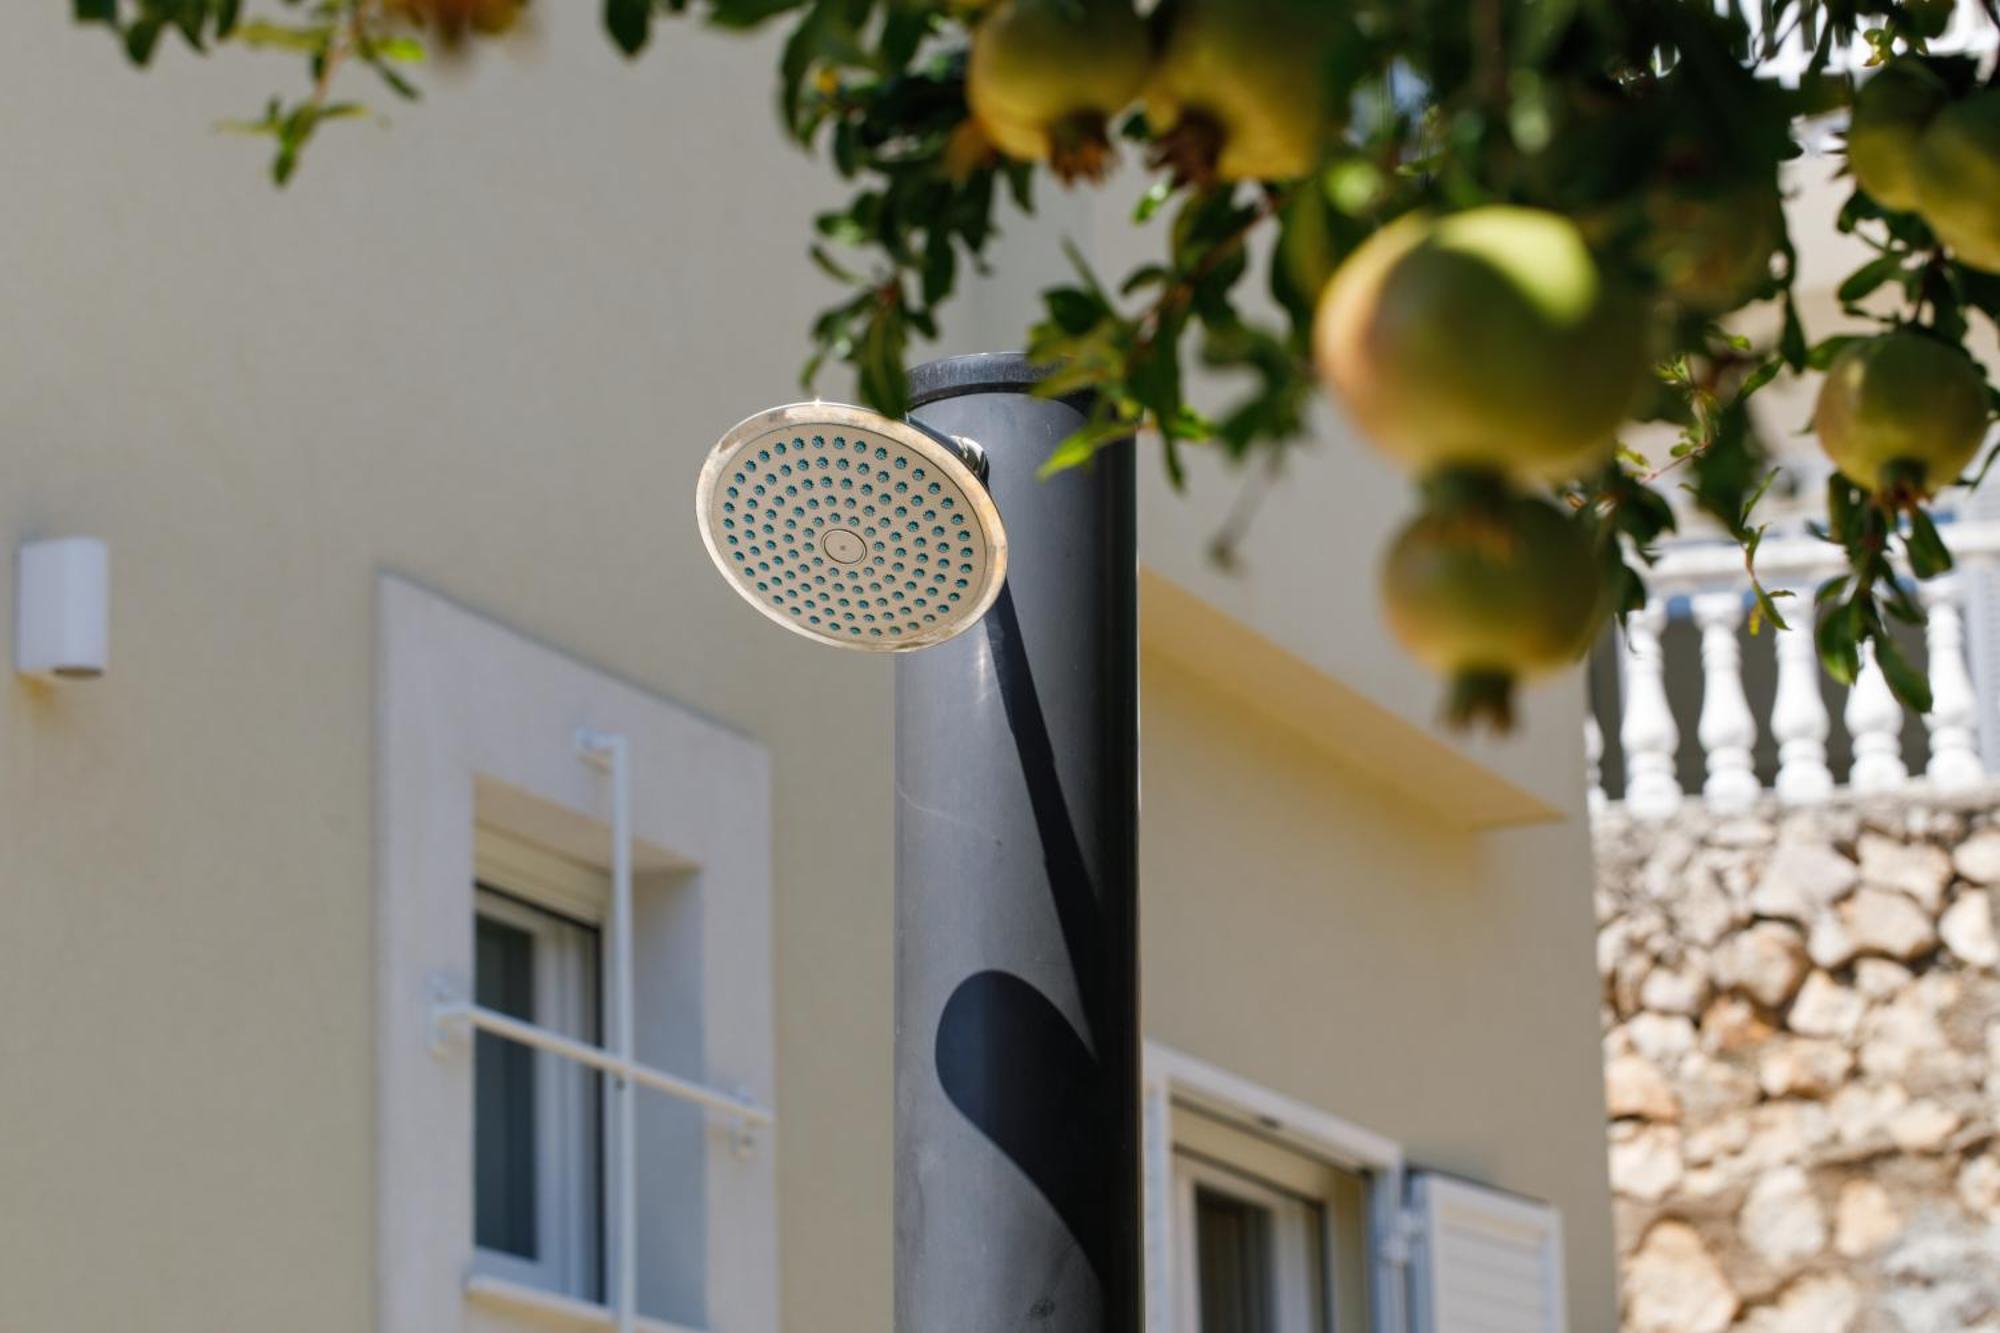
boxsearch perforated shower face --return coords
[697,403,1008,651]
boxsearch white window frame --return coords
[468,882,604,1302]
[1143,1043,1408,1333]
[1172,1149,1326,1333]
[376,576,778,1333]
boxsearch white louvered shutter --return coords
[1407,1173,1566,1333]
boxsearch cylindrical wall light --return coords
[15,537,109,681]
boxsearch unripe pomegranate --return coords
[387,0,524,45]
[1814,331,1990,496]
[1143,0,1345,183]
[1314,207,1650,482]
[967,0,1151,184]
[1381,489,1603,731]
[1914,90,2000,272]
[1641,179,1783,313]
[1847,61,1947,213]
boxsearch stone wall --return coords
[1596,798,2000,1332]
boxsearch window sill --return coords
[465,1274,705,1333]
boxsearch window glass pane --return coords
[1196,1187,1273,1333]
[474,915,538,1258]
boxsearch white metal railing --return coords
[1591,523,2000,819]
[428,999,775,1132]
[428,729,774,1333]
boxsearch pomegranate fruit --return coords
[1143,0,1344,183]
[1641,179,1783,313]
[1381,490,1603,730]
[387,0,524,45]
[1914,90,2000,272]
[1846,61,1947,213]
[967,0,1151,184]
[1314,207,1650,482]
[1813,331,1990,496]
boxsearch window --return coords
[1171,1111,1369,1333]
[471,882,604,1301]
[377,576,778,1333]
[1145,1044,1403,1333]
[1144,1044,1570,1333]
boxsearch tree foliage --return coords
[74,0,2000,726]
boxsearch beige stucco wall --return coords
[0,4,1611,1330]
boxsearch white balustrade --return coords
[1694,592,1760,813]
[1923,577,1985,791]
[1770,597,1834,805]
[1619,601,1683,821]
[1584,714,1606,816]
[1585,521,2000,816]
[1847,642,1909,794]
[1743,0,1996,87]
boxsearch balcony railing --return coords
[1742,0,1997,87]
[1587,522,2000,820]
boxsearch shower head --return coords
[697,402,1008,651]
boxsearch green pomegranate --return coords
[388,0,524,45]
[1847,61,1948,212]
[1381,492,1603,731]
[1144,0,1345,183]
[1814,331,1991,495]
[1314,207,1651,482]
[1914,90,2000,272]
[1641,178,1784,313]
[967,0,1151,184]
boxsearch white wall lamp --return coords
[15,537,108,682]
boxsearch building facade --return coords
[0,6,1612,1330]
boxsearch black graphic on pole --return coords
[897,354,1139,1332]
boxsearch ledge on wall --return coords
[1139,570,1565,831]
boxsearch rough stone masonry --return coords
[1596,797,2000,1333]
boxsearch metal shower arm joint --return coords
[946,434,989,484]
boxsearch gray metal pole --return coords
[896,354,1140,1333]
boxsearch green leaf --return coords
[1905,507,1954,579]
[1038,417,1133,478]
[807,245,861,285]
[1779,293,1809,370]
[124,15,164,64]
[1043,287,1106,335]
[605,0,653,55]
[856,302,909,417]
[1133,180,1172,224]
[1836,252,1905,304]
[1750,581,1792,635]
[230,19,327,52]
[1807,334,1867,370]
[1272,185,1336,331]
[1816,599,1863,684]
[1875,631,1934,713]
[1735,356,1782,401]
[920,228,955,307]
[73,0,116,23]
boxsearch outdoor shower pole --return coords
[896,354,1141,1333]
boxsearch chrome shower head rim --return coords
[696,401,1009,653]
